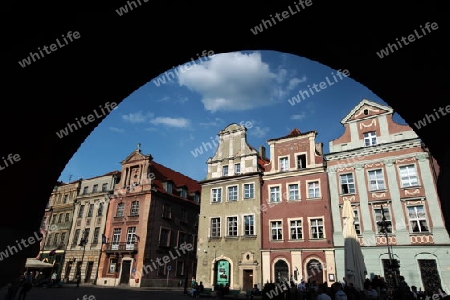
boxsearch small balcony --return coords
[104,242,138,254]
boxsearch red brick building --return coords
[97,144,201,287]
[261,129,335,285]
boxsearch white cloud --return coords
[150,117,190,128]
[145,127,157,132]
[249,126,270,138]
[178,52,293,112]
[199,118,225,127]
[109,127,125,133]
[122,111,154,123]
[287,76,307,90]
[290,112,307,120]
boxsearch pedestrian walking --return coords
[76,274,81,288]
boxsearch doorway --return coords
[243,270,253,290]
[274,260,289,284]
[120,260,131,285]
[85,261,94,283]
[306,259,323,284]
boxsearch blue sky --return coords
[57,50,406,183]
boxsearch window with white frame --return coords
[92,184,98,193]
[340,173,356,194]
[244,183,254,199]
[130,201,139,216]
[297,154,306,169]
[310,218,324,239]
[210,218,221,237]
[235,163,241,174]
[227,216,238,236]
[212,188,222,202]
[223,165,229,176]
[112,228,121,250]
[290,219,303,240]
[271,221,283,240]
[159,227,170,247]
[227,186,238,201]
[368,169,386,191]
[399,164,419,187]
[270,186,281,202]
[167,181,173,193]
[308,181,320,198]
[363,131,377,146]
[374,206,392,234]
[102,183,108,192]
[126,227,136,249]
[180,187,187,199]
[243,215,255,236]
[353,208,361,235]
[116,203,124,217]
[288,184,299,200]
[280,157,289,171]
[407,205,429,233]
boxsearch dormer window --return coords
[167,182,173,194]
[363,131,377,146]
[180,187,187,199]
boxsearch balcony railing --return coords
[104,242,138,253]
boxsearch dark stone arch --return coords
[1,0,446,288]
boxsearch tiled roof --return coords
[267,128,317,142]
[151,161,201,195]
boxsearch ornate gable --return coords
[120,144,152,164]
[341,99,392,124]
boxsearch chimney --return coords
[259,146,266,159]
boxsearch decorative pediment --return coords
[341,99,392,124]
[121,150,152,164]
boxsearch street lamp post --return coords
[377,205,400,292]
[77,230,87,282]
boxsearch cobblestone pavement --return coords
[0,284,190,300]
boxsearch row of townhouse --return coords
[39,146,201,287]
[195,99,450,293]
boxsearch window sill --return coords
[401,185,422,190]
[340,193,356,196]
[242,235,257,239]
[409,231,431,235]
[309,238,326,241]
[369,189,388,193]
[225,236,239,239]
[270,239,284,242]
[211,202,222,204]
[288,239,304,242]
[306,197,322,200]
[227,200,238,202]
[288,199,301,202]
[243,197,255,200]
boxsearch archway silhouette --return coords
[1,1,446,288]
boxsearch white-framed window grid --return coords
[235,163,241,174]
[270,220,283,241]
[368,169,386,191]
[269,185,281,203]
[223,165,229,176]
[306,180,321,199]
[210,217,221,238]
[373,205,393,234]
[340,173,356,194]
[244,183,255,199]
[288,218,303,240]
[398,164,419,187]
[309,217,325,239]
[287,182,300,201]
[243,214,255,236]
[407,204,429,233]
[279,156,289,172]
[227,185,238,201]
[363,131,377,146]
[211,188,222,203]
[227,216,238,237]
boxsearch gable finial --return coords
[137,143,141,151]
